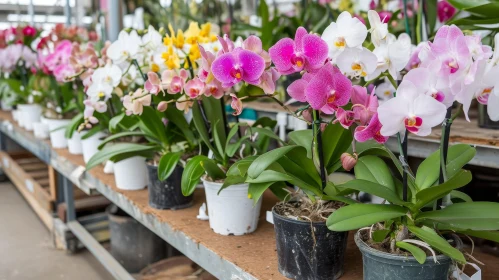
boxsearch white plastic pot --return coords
[34,117,50,139]
[202,179,262,236]
[81,131,107,164]
[67,131,83,155]
[12,110,19,122]
[113,156,148,190]
[18,104,42,131]
[1,101,12,111]
[45,118,71,149]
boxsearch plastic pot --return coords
[45,118,71,149]
[146,163,193,210]
[17,104,42,131]
[202,179,262,235]
[33,117,50,139]
[113,156,148,190]
[355,231,453,280]
[81,131,107,163]
[272,207,348,280]
[67,131,83,155]
[107,205,166,273]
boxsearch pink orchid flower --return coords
[465,35,492,61]
[123,88,151,115]
[437,0,456,23]
[354,113,388,143]
[204,79,225,99]
[218,34,236,53]
[145,72,161,95]
[335,108,355,129]
[176,95,193,113]
[53,64,76,83]
[287,73,314,102]
[378,80,447,136]
[258,68,281,95]
[198,44,216,83]
[405,43,424,71]
[269,27,328,75]
[211,48,265,88]
[304,63,352,114]
[230,93,243,116]
[243,36,272,68]
[184,77,205,99]
[161,69,188,94]
[351,85,378,125]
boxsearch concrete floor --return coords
[0,182,114,280]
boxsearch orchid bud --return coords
[341,153,358,171]
[157,101,168,112]
[301,108,313,123]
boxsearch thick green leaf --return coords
[64,113,83,139]
[286,146,321,185]
[445,144,476,179]
[218,175,245,195]
[247,146,299,178]
[354,156,395,191]
[226,135,250,157]
[277,156,321,191]
[321,195,358,205]
[226,156,258,177]
[202,96,227,147]
[246,170,321,195]
[414,170,472,210]
[248,181,273,204]
[338,179,406,206]
[456,230,499,243]
[288,129,313,158]
[396,241,426,264]
[191,101,220,160]
[322,122,353,170]
[465,3,499,18]
[109,113,125,134]
[181,155,209,196]
[158,152,182,181]
[202,158,226,181]
[327,204,407,231]
[86,143,155,170]
[373,229,391,243]
[164,107,196,145]
[139,106,169,146]
[415,148,440,190]
[450,190,473,203]
[80,125,103,140]
[447,0,489,10]
[427,0,437,33]
[212,120,227,162]
[407,226,466,264]
[97,131,148,150]
[416,202,499,231]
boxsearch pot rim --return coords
[201,177,249,189]
[354,230,451,263]
[271,205,328,226]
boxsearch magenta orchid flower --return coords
[243,35,272,68]
[184,77,205,99]
[269,27,328,75]
[437,0,456,23]
[351,85,378,125]
[354,113,388,143]
[211,48,265,88]
[304,63,352,114]
[335,108,356,129]
[378,80,447,136]
[287,73,313,102]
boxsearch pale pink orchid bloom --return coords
[269,27,329,75]
[258,68,281,95]
[378,80,447,137]
[465,35,492,62]
[304,63,352,114]
[405,43,424,71]
[230,93,243,116]
[144,72,161,95]
[351,85,378,125]
[198,44,216,83]
[354,113,388,143]
[243,36,272,68]
[204,79,225,99]
[184,77,205,99]
[211,48,265,88]
[176,95,193,114]
[123,88,151,115]
[53,64,76,83]
[165,69,188,94]
[335,107,356,129]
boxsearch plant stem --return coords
[220,96,229,137]
[132,59,147,82]
[416,0,423,44]
[198,100,210,132]
[313,110,327,190]
[387,75,398,90]
[403,0,411,36]
[437,107,453,207]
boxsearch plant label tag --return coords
[70,166,85,183]
[25,180,34,193]
[266,211,274,225]
[2,157,9,168]
[452,263,481,280]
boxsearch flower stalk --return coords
[313,110,327,190]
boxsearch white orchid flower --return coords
[107,30,142,64]
[378,79,447,137]
[142,25,163,51]
[322,11,368,61]
[368,10,389,47]
[375,78,396,102]
[336,47,377,78]
[86,82,113,102]
[91,64,122,87]
[369,33,412,80]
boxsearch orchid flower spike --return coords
[269,27,329,75]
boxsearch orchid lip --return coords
[432,91,445,102]
[230,67,243,81]
[404,116,423,133]
[291,54,305,69]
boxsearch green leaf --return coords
[447,0,489,10]
[338,179,406,206]
[97,131,149,150]
[396,241,426,264]
[426,0,437,33]
[181,155,209,196]
[109,113,124,134]
[218,175,245,195]
[138,106,169,146]
[407,226,466,264]
[416,202,499,231]
[64,113,83,139]
[251,117,277,129]
[226,156,257,177]
[247,146,299,178]
[192,101,222,161]
[158,152,182,181]
[277,156,321,191]
[445,144,476,179]
[415,148,440,189]
[450,190,473,203]
[354,156,395,192]
[246,170,321,195]
[164,107,196,145]
[226,135,250,157]
[373,229,391,243]
[86,143,155,170]
[80,125,103,140]
[326,204,407,231]
[247,181,273,204]
[320,195,358,205]
[456,230,499,243]
[322,122,353,170]
[288,129,313,158]
[202,97,227,147]
[212,120,226,161]
[414,170,472,210]
[201,158,226,181]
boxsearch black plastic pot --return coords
[355,231,453,280]
[272,207,348,280]
[146,163,193,210]
[107,205,167,273]
[478,104,499,129]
